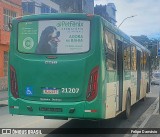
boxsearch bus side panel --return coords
[105,71,117,119]
[140,70,148,99]
[105,83,117,119]
[131,71,137,105]
[122,71,131,111]
[140,71,145,99]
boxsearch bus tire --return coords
[124,91,131,119]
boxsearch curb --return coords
[0,90,8,101]
[0,98,8,101]
[0,89,8,91]
[0,90,8,92]
[0,99,8,107]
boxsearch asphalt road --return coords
[0,85,159,137]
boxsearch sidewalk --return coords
[133,112,160,137]
[144,114,160,128]
[130,97,160,137]
[142,97,160,129]
[0,90,8,101]
[0,76,8,91]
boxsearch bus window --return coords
[18,20,90,54]
[131,46,137,70]
[145,53,149,71]
[143,52,147,70]
[141,52,144,71]
[124,44,130,70]
[104,30,116,70]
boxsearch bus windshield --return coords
[18,20,90,54]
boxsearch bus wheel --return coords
[124,91,131,119]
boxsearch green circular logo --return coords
[23,37,34,50]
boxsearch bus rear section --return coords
[8,14,105,120]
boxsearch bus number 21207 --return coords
[61,88,79,94]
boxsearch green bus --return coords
[8,13,150,120]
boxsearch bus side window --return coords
[141,52,144,71]
[143,52,147,71]
[104,29,116,70]
[124,44,131,70]
[131,46,137,71]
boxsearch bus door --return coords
[136,50,141,100]
[116,40,123,112]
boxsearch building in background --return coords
[0,0,22,90]
[52,0,94,14]
[0,0,22,77]
[82,0,94,14]
[22,0,60,15]
[94,3,117,26]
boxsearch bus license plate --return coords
[43,89,59,95]
[39,107,62,112]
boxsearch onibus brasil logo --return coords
[23,37,34,50]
